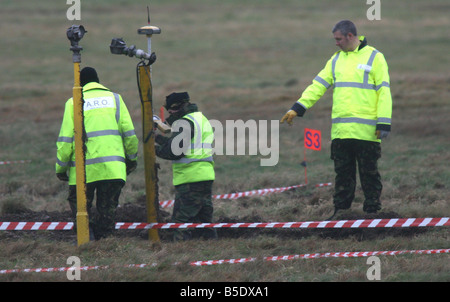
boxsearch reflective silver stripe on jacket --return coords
[87,129,121,138]
[331,52,340,84]
[113,93,120,123]
[57,129,136,142]
[332,49,390,90]
[57,136,73,143]
[332,117,377,126]
[363,50,378,83]
[314,75,331,89]
[172,156,214,164]
[56,155,126,168]
[334,82,379,90]
[186,114,202,149]
[122,129,136,137]
[377,117,391,124]
[331,117,392,126]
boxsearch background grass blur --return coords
[0,0,449,282]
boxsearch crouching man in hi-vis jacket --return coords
[155,92,217,241]
[281,20,392,219]
[56,67,138,240]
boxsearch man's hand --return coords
[280,110,297,125]
[56,172,69,181]
[376,130,390,139]
[155,133,164,145]
[126,159,137,175]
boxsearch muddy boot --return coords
[326,208,354,221]
[363,199,381,214]
[326,208,340,221]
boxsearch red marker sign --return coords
[160,106,165,122]
[304,128,322,151]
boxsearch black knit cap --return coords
[164,92,190,110]
[80,67,99,87]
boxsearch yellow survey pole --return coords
[138,23,162,242]
[109,10,161,242]
[67,25,90,246]
[73,62,90,246]
[138,63,160,242]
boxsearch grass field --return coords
[0,0,449,284]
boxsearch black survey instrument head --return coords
[109,38,156,63]
[109,38,128,55]
[67,25,87,46]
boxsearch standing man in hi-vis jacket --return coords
[56,67,138,240]
[281,20,392,219]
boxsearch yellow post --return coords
[73,62,90,246]
[138,19,161,242]
[67,25,90,246]
[138,64,160,242]
[109,18,161,242]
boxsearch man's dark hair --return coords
[332,20,357,36]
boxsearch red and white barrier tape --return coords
[190,248,450,266]
[159,182,332,208]
[0,182,332,231]
[0,263,158,275]
[1,217,449,231]
[0,222,73,231]
[1,248,448,274]
[0,160,31,165]
[116,217,450,230]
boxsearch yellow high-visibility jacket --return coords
[171,112,215,186]
[292,36,392,142]
[56,82,138,185]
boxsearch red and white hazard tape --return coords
[0,182,330,231]
[1,217,448,231]
[0,160,31,165]
[190,248,450,266]
[0,222,73,231]
[159,182,332,208]
[116,217,450,230]
[1,248,448,274]
[0,263,158,275]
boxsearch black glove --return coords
[126,159,137,175]
[155,133,165,145]
[56,172,69,182]
[376,130,390,139]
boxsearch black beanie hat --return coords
[80,67,99,87]
[164,92,190,110]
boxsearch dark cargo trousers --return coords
[172,180,217,241]
[68,180,124,240]
[331,139,382,213]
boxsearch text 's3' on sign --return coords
[304,128,321,151]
